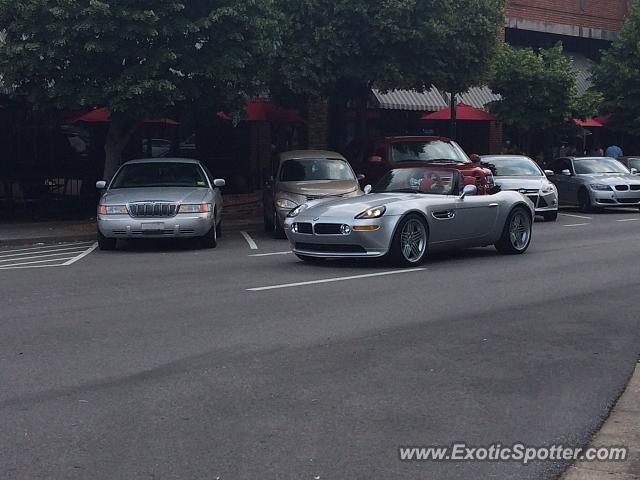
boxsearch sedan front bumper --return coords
[284,216,398,258]
[97,213,214,238]
[591,189,640,207]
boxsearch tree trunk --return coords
[306,98,330,150]
[103,113,137,180]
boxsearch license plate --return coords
[141,222,164,231]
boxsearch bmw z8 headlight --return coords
[590,184,612,191]
[355,206,386,219]
[287,204,308,218]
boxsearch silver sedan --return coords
[284,167,535,267]
[550,157,640,212]
[96,158,225,250]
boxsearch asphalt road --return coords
[1,209,639,479]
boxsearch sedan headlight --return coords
[275,198,298,210]
[355,206,386,219]
[590,184,612,191]
[541,183,556,193]
[178,203,212,213]
[98,205,128,215]
[288,204,308,218]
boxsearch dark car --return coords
[348,136,495,194]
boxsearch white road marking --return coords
[0,242,98,270]
[62,243,98,266]
[0,249,87,263]
[616,218,639,222]
[0,241,94,255]
[249,251,292,257]
[0,245,91,259]
[0,256,77,268]
[240,231,258,250]
[559,213,593,220]
[247,268,426,292]
[563,223,590,227]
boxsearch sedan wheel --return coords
[495,207,532,254]
[389,214,428,267]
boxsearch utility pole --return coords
[449,92,457,141]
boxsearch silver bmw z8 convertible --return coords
[283,167,535,267]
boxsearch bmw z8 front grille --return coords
[128,203,178,218]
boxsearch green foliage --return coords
[488,43,582,131]
[273,0,506,101]
[592,0,640,135]
[0,0,280,118]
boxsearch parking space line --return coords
[616,218,639,222]
[559,213,592,220]
[0,249,87,263]
[240,231,258,250]
[0,256,77,268]
[0,241,95,255]
[62,243,98,266]
[0,245,91,259]
[249,251,292,257]
[247,268,426,292]
[563,223,590,227]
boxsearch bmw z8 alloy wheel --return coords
[495,207,532,255]
[389,214,429,267]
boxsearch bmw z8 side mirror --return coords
[357,173,366,181]
[544,170,555,177]
[561,169,572,176]
[367,155,383,164]
[213,178,226,187]
[459,184,477,199]
[363,184,372,194]
[96,180,107,189]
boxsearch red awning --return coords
[217,100,304,125]
[421,103,496,121]
[573,118,604,128]
[594,114,612,125]
[68,107,179,126]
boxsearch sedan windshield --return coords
[110,162,208,188]
[390,140,470,164]
[481,156,543,176]
[574,158,630,175]
[373,168,458,195]
[279,158,355,182]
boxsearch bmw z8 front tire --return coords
[388,214,429,267]
[495,207,532,255]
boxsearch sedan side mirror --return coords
[363,184,372,194]
[544,170,555,177]
[459,184,477,199]
[357,173,366,181]
[561,169,572,176]
[213,178,226,187]
[631,168,638,175]
[367,155,383,164]
[96,180,107,189]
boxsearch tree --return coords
[592,0,640,135]
[0,0,280,179]
[272,0,506,147]
[488,42,594,151]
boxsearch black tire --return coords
[264,209,274,232]
[216,218,222,238]
[97,230,116,251]
[201,224,218,249]
[578,188,593,213]
[295,253,325,264]
[495,207,532,255]
[543,210,558,222]
[274,209,286,239]
[387,213,429,267]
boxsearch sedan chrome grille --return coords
[305,193,346,202]
[128,202,178,218]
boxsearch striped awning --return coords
[457,86,501,110]
[372,87,447,111]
